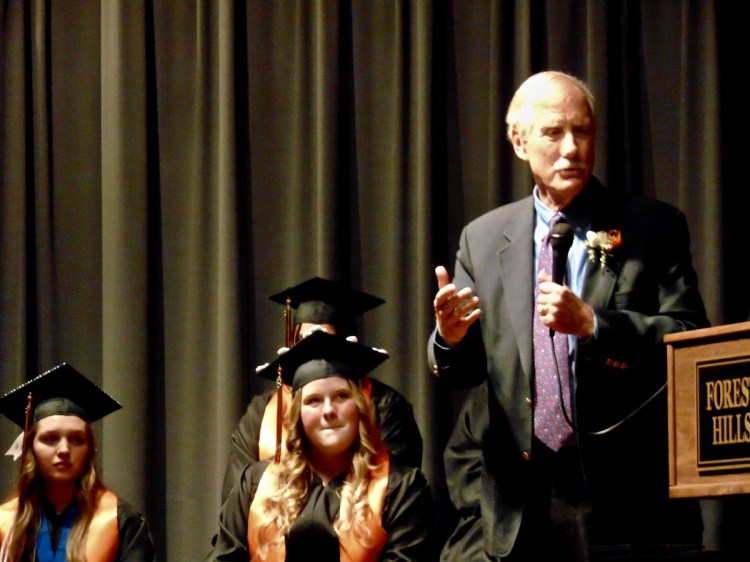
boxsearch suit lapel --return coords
[580,181,627,307]
[497,198,535,379]
[492,183,628,379]
[581,249,617,308]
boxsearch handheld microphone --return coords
[548,220,574,336]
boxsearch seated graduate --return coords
[209,331,434,561]
[0,363,155,561]
[221,277,423,502]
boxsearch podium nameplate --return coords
[665,321,750,498]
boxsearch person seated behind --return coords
[221,277,423,501]
[209,331,434,561]
[0,363,155,561]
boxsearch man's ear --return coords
[511,127,529,161]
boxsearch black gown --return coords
[220,377,423,501]
[112,497,155,561]
[5,494,154,562]
[209,459,434,561]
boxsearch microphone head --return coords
[549,221,574,249]
[549,220,574,286]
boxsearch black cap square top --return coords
[0,363,122,428]
[256,331,388,391]
[268,277,384,325]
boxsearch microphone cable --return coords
[549,333,667,437]
[546,218,663,437]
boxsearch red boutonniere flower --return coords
[585,229,622,268]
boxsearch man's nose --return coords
[560,132,578,157]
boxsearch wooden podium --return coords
[665,321,750,498]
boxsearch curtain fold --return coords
[1,1,748,560]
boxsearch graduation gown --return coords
[0,491,154,562]
[209,458,434,561]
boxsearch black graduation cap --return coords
[268,277,385,326]
[257,331,388,391]
[0,363,122,429]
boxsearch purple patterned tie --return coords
[533,214,574,451]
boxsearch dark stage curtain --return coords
[1,1,748,560]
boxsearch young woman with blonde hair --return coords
[209,332,433,561]
[0,364,154,562]
[220,277,423,504]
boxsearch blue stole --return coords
[37,504,77,562]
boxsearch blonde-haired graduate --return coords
[0,364,155,562]
[220,276,423,505]
[209,332,434,561]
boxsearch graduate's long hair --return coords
[0,420,105,562]
[254,379,384,558]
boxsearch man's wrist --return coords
[434,331,454,350]
[579,311,598,342]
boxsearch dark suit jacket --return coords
[440,382,489,562]
[429,178,709,559]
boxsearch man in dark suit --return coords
[429,71,709,561]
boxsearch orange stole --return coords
[258,378,375,462]
[258,385,293,462]
[0,489,119,562]
[87,489,120,562]
[247,453,389,562]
